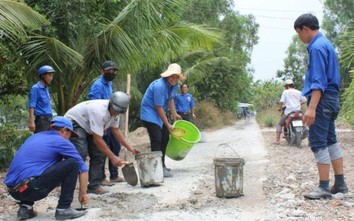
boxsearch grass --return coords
[255,106,280,128]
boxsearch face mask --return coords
[104,73,116,81]
[103,73,116,81]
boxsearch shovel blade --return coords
[122,162,138,186]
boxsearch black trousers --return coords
[34,116,52,133]
[141,120,169,167]
[177,112,190,121]
[8,158,79,209]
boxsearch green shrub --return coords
[263,115,278,127]
[0,124,32,171]
[255,106,280,128]
[341,72,354,128]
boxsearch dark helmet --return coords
[38,65,55,76]
[109,91,129,114]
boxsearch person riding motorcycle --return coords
[274,79,307,144]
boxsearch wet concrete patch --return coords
[81,192,158,218]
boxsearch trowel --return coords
[122,162,138,186]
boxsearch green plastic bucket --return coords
[166,120,201,161]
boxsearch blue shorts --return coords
[308,92,339,152]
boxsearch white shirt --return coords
[65,100,119,136]
[280,88,307,115]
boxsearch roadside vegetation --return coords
[1,0,353,171]
[0,0,256,170]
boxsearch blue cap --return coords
[50,116,79,137]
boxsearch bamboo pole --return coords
[124,74,131,138]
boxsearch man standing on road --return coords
[4,116,89,220]
[28,65,55,133]
[88,61,125,186]
[65,92,140,195]
[294,13,348,199]
[174,83,196,121]
[274,79,307,144]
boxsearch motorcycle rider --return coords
[274,79,307,144]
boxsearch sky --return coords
[233,0,324,81]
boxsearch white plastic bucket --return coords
[135,151,164,187]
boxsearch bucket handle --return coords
[215,142,241,158]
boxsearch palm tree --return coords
[339,28,354,127]
[7,0,220,114]
[0,0,48,41]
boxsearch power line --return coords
[253,15,297,20]
[235,7,322,13]
[260,26,295,31]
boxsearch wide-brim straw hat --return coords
[160,63,186,80]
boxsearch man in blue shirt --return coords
[140,63,185,178]
[4,116,89,220]
[174,83,196,121]
[88,61,125,186]
[28,65,55,133]
[294,13,348,200]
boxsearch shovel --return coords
[122,162,138,186]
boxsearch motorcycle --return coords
[283,111,308,147]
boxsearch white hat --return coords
[160,63,186,80]
[284,79,294,85]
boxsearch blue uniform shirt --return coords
[88,76,113,100]
[28,81,52,117]
[140,78,178,128]
[4,130,88,188]
[174,93,195,113]
[303,33,340,97]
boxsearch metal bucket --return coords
[135,151,164,187]
[214,158,245,198]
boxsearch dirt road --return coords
[2,118,353,220]
[0,118,269,221]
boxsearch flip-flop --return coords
[272,141,280,145]
[122,162,138,186]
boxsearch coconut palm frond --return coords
[112,0,186,29]
[21,36,84,76]
[181,49,214,64]
[170,22,221,51]
[185,56,230,82]
[137,22,222,70]
[100,0,188,71]
[340,29,354,69]
[83,23,140,73]
[0,0,48,41]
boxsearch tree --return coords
[179,1,259,111]
[0,0,48,97]
[252,79,283,111]
[339,28,354,127]
[276,36,308,88]
[2,0,220,115]
[322,0,354,47]
[181,0,234,25]
[322,0,354,90]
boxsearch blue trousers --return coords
[308,92,340,152]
